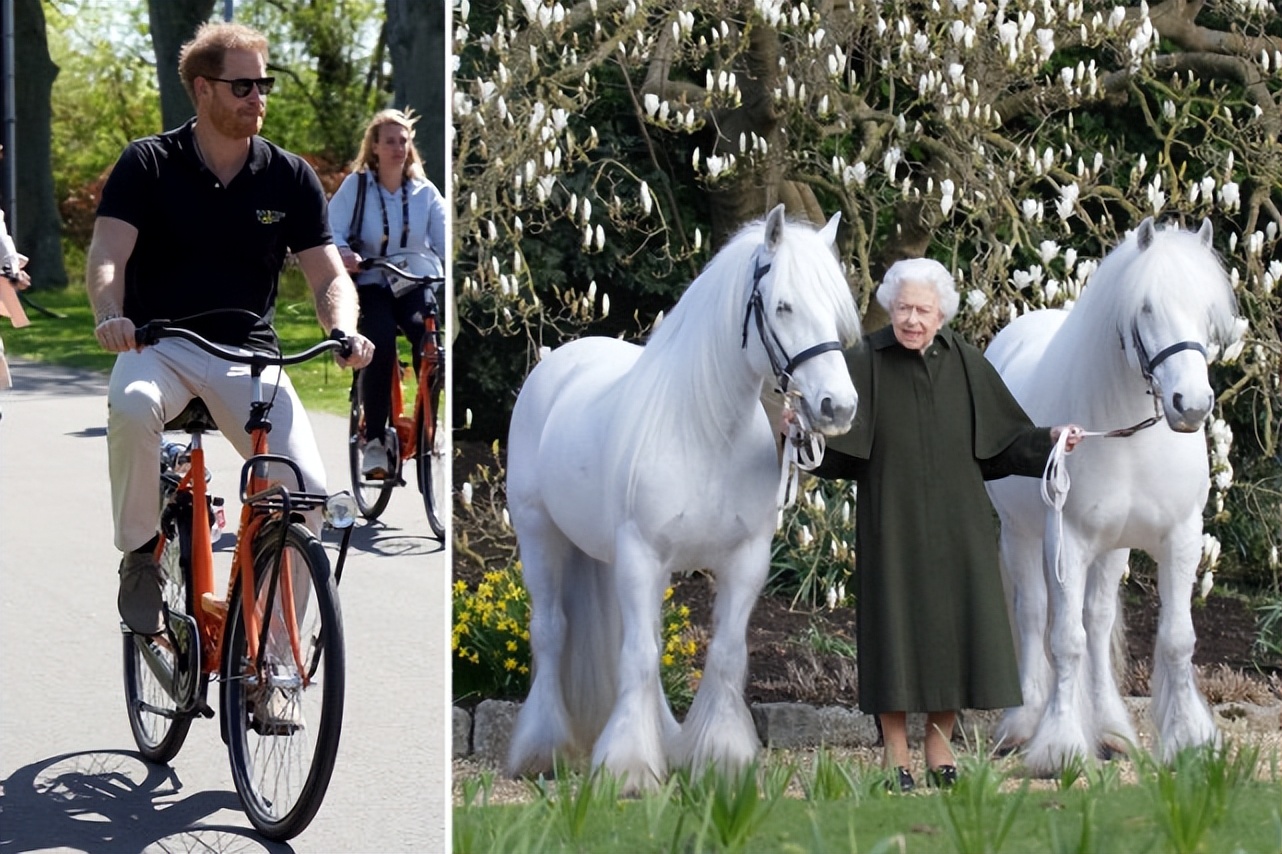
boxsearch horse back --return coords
[507,337,643,559]
[984,309,1068,414]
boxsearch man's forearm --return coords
[313,273,360,334]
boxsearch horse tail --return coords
[560,549,621,750]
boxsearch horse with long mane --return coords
[505,205,861,790]
[984,217,1241,775]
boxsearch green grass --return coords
[456,781,1282,854]
[1,271,392,417]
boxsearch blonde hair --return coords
[349,108,426,182]
[178,22,269,106]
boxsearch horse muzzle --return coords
[800,391,857,436]
[1163,389,1212,433]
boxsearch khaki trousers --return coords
[107,338,327,552]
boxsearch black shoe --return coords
[886,766,915,793]
[928,765,958,789]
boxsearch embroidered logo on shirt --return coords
[256,210,286,224]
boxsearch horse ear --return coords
[1136,217,1156,251]
[1197,218,1213,247]
[819,211,841,248]
[764,203,787,252]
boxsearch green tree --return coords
[148,0,216,130]
[14,0,66,287]
[453,0,1282,585]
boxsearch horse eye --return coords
[776,301,793,316]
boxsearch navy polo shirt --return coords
[96,118,332,350]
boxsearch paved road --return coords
[0,360,450,853]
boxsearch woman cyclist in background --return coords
[328,108,447,479]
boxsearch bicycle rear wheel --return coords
[347,370,397,520]
[415,369,445,539]
[122,495,205,763]
[222,520,344,841]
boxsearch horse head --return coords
[747,204,861,436]
[1121,217,1239,433]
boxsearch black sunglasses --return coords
[206,76,275,98]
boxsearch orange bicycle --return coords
[346,255,446,538]
[121,318,359,841]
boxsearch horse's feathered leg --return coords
[1022,523,1094,777]
[506,519,581,778]
[995,524,1051,752]
[590,528,669,793]
[672,536,768,775]
[1151,522,1218,760]
[1084,550,1139,756]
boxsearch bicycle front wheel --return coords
[222,520,344,841]
[122,497,205,763]
[415,372,445,539]
[348,371,397,520]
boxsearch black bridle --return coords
[1107,326,1208,437]
[740,255,843,393]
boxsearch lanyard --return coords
[374,179,410,257]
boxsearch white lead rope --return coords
[1041,423,1143,585]
[777,400,826,510]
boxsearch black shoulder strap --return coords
[347,170,367,246]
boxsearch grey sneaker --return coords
[118,550,166,635]
[361,437,390,479]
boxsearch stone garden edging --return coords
[454,698,1281,765]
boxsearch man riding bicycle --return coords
[87,22,374,637]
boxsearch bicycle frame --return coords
[147,332,353,685]
[386,286,444,464]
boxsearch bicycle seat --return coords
[165,398,218,433]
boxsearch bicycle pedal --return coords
[201,592,228,619]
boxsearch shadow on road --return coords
[328,519,444,559]
[4,360,109,397]
[0,749,290,853]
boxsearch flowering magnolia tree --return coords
[453,0,1282,587]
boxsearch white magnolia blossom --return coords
[461,481,474,508]
[1219,181,1241,211]
[966,289,988,312]
[1056,182,1080,220]
[1039,239,1060,264]
[1020,198,1043,222]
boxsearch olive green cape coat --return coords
[814,325,1053,714]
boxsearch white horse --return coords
[505,205,861,790]
[985,217,1240,775]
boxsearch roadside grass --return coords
[0,270,409,417]
[454,742,1282,854]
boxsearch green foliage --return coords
[236,0,389,162]
[769,476,856,609]
[46,2,162,198]
[454,747,1282,853]
[672,762,792,853]
[800,748,860,803]
[937,758,1029,854]
[450,558,703,710]
[1133,740,1262,854]
[452,562,532,704]
[528,762,623,846]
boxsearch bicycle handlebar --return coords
[134,323,354,365]
[358,257,445,286]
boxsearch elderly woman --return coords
[813,257,1082,791]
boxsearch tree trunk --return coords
[12,0,64,288]
[148,0,215,131]
[386,0,446,188]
